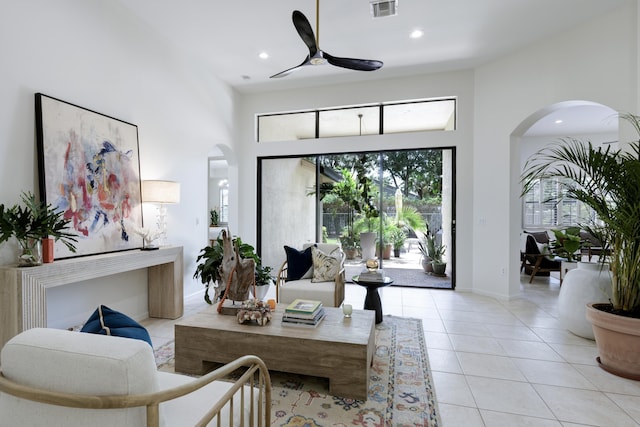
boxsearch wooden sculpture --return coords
[217,229,255,313]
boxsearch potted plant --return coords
[339,232,359,259]
[521,112,640,378]
[194,233,272,304]
[550,226,582,280]
[418,222,437,273]
[253,263,274,301]
[0,191,77,265]
[430,242,447,276]
[209,209,219,227]
[388,225,406,258]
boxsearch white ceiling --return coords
[115,0,626,134]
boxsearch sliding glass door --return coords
[258,147,455,290]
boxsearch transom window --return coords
[257,98,456,142]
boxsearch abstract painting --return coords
[35,93,143,259]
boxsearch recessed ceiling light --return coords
[410,30,423,39]
[258,52,269,59]
[555,119,563,124]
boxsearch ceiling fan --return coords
[270,0,384,78]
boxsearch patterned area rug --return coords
[155,315,440,426]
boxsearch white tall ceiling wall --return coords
[0,0,235,325]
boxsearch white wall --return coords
[1,0,236,326]
[237,70,476,291]
[260,158,317,269]
[473,1,637,299]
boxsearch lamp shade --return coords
[141,180,180,204]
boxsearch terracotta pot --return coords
[42,237,54,263]
[376,243,392,259]
[344,248,357,260]
[586,303,640,380]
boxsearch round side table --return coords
[352,275,393,324]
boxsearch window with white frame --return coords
[522,178,592,228]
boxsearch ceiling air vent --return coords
[370,0,398,18]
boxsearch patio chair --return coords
[520,232,562,283]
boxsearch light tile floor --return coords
[142,273,640,427]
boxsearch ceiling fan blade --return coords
[324,52,383,71]
[292,10,318,56]
[270,56,311,79]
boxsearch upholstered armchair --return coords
[276,243,345,307]
[0,328,271,427]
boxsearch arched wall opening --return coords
[508,100,618,297]
[207,143,238,242]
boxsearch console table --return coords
[0,246,183,349]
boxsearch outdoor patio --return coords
[344,244,453,289]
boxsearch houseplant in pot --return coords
[0,191,77,265]
[388,225,407,258]
[339,232,359,259]
[550,226,582,280]
[430,242,447,276]
[253,263,274,301]
[521,112,640,378]
[194,232,272,304]
[418,223,437,273]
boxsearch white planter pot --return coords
[560,261,578,282]
[558,262,612,339]
[360,232,377,261]
[252,282,271,301]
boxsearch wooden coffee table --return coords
[174,304,375,400]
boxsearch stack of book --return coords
[359,268,385,282]
[282,299,325,327]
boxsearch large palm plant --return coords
[521,113,640,314]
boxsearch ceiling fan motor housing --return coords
[370,0,398,18]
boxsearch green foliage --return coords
[550,227,581,262]
[209,209,219,226]
[418,221,438,260]
[395,205,425,232]
[430,243,446,264]
[339,232,360,249]
[521,112,640,313]
[382,150,443,199]
[0,191,77,252]
[194,234,273,304]
[387,225,407,250]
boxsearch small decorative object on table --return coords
[282,299,325,327]
[359,267,385,283]
[236,299,272,326]
[134,227,161,250]
[365,258,379,271]
[342,303,353,318]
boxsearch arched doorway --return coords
[509,101,618,295]
[207,143,238,242]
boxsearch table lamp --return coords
[141,180,180,247]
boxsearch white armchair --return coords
[0,328,271,427]
[276,243,345,307]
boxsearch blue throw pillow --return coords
[80,305,153,347]
[284,245,315,281]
